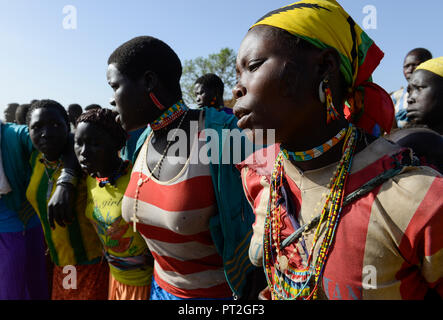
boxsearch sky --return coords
[0,0,442,118]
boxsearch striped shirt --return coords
[239,138,443,299]
[122,114,232,299]
[26,151,103,266]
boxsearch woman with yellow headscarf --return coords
[234,0,443,300]
[406,57,443,134]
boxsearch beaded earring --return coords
[320,79,340,124]
[210,97,217,106]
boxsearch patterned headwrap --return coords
[251,0,394,134]
[415,57,443,78]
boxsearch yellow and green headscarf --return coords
[251,0,394,134]
[415,57,443,78]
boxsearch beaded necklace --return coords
[281,127,347,162]
[130,109,189,232]
[264,124,358,300]
[95,160,129,188]
[150,100,188,131]
[40,157,62,200]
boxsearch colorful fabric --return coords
[150,100,189,131]
[129,106,259,298]
[251,0,394,134]
[391,88,409,128]
[123,112,232,299]
[238,139,443,299]
[51,260,109,300]
[85,167,153,287]
[281,127,347,161]
[108,272,149,300]
[0,123,40,231]
[0,224,49,300]
[149,276,233,300]
[26,151,103,267]
[415,56,443,78]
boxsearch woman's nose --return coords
[232,83,246,99]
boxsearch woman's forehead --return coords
[411,69,437,85]
[30,107,62,121]
[238,27,279,58]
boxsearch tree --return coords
[181,48,237,107]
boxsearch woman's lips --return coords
[233,105,252,129]
[79,158,92,168]
[237,112,252,129]
[406,109,420,119]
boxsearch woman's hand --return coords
[47,183,75,229]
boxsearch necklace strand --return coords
[264,124,358,300]
[130,109,189,232]
[41,157,62,201]
[281,127,347,162]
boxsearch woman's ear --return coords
[317,48,341,80]
[143,70,159,93]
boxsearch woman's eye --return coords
[248,60,264,72]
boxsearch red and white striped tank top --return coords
[122,113,232,298]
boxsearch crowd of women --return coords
[0,0,442,300]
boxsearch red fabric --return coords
[51,260,109,300]
[150,251,224,275]
[345,42,395,134]
[125,173,216,211]
[136,223,214,245]
[153,270,232,299]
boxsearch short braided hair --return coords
[76,108,127,150]
[108,36,182,101]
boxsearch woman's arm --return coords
[47,133,81,228]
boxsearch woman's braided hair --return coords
[76,108,127,151]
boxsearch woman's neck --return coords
[283,123,372,172]
[43,152,61,163]
[96,156,122,178]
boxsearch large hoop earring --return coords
[322,79,340,124]
[149,92,166,111]
[319,80,326,104]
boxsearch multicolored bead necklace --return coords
[264,124,358,300]
[150,100,189,131]
[281,127,347,162]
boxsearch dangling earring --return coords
[149,92,166,111]
[320,79,340,124]
[210,97,217,106]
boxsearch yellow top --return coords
[85,164,152,286]
[26,151,102,266]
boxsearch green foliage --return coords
[181,47,237,106]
